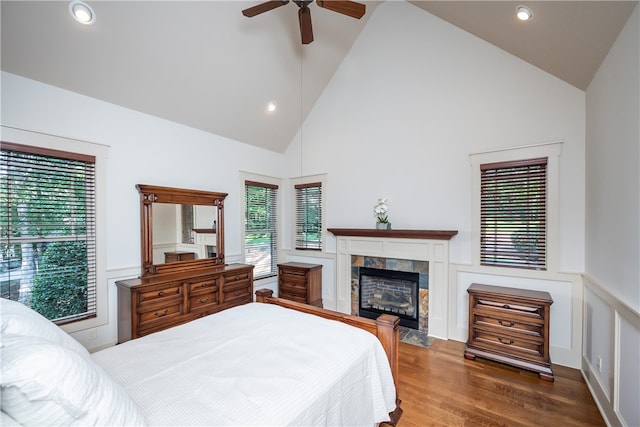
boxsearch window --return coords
[244,180,278,279]
[1,142,97,323]
[181,204,194,244]
[295,182,322,250]
[480,157,547,270]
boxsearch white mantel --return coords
[328,229,457,340]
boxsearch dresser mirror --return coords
[137,184,227,276]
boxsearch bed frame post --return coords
[375,314,402,426]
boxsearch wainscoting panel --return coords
[583,275,640,427]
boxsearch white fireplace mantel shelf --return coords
[328,228,458,340]
[327,228,458,240]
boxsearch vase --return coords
[376,223,388,230]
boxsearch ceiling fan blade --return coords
[299,6,314,44]
[242,0,289,18]
[316,1,365,19]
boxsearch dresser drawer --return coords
[188,278,219,296]
[137,302,183,331]
[137,284,183,306]
[223,271,251,287]
[222,281,250,304]
[188,290,219,312]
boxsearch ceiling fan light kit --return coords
[242,0,366,45]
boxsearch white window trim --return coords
[290,173,327,253]
[239,171,282,279]
[470,141,562,273]
[1,125,109,333]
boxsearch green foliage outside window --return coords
[31,241,88,320]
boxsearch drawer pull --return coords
[201,283,209,287]
[158,291,165,297]
[154,309,169,317]
[498,320,515,327]
[502,304,511,309]
[498,337,514,345]
[234,291,242,296]
[198,297,209,304]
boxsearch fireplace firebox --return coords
[358,267,419,329]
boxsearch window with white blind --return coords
[480,157,547,270]
[1,142,97,324]
[295,182,322,250]
[244,180,278,279]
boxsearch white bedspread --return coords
[92,303,397,426]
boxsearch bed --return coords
[0,289,402,426]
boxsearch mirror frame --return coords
[137,184,227,276]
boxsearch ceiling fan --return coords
[242,1,366,45]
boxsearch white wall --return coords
[285,1,586,367]
[1,71,286,350]
[584,4,640,426]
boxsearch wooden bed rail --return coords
[255,288,402,425]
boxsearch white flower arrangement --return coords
[374,198,389,224]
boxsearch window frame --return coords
[0,125,108,333]
[470,142,562,273]
[240,172,281,280]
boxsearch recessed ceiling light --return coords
[69,0,96,25]
[267,101,277,112]
[516,5,533,21]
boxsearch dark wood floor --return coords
[396,339,605,426]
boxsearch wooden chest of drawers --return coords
[464,283,554,381]
[116,263,253,342]
[277,262,322,308]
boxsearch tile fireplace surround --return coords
[328,229,458,339]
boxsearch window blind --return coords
[0,142,97,323]
[294,182,322,250]
[480,157,547,270]
[244,180,278,279]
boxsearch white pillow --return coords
[0,297,89,357]
[1,334,148,426]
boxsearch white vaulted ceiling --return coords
[1,1,636,153]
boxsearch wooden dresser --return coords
[277,262,323,308]
[116,263,253,343]
[464,283,554,381]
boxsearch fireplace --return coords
[359,267,420,329]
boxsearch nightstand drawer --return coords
[279,282,307,297]
[474,296,545,320]
[474,313,543,337]
[278,289,307,303]
[472,328,544,360]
